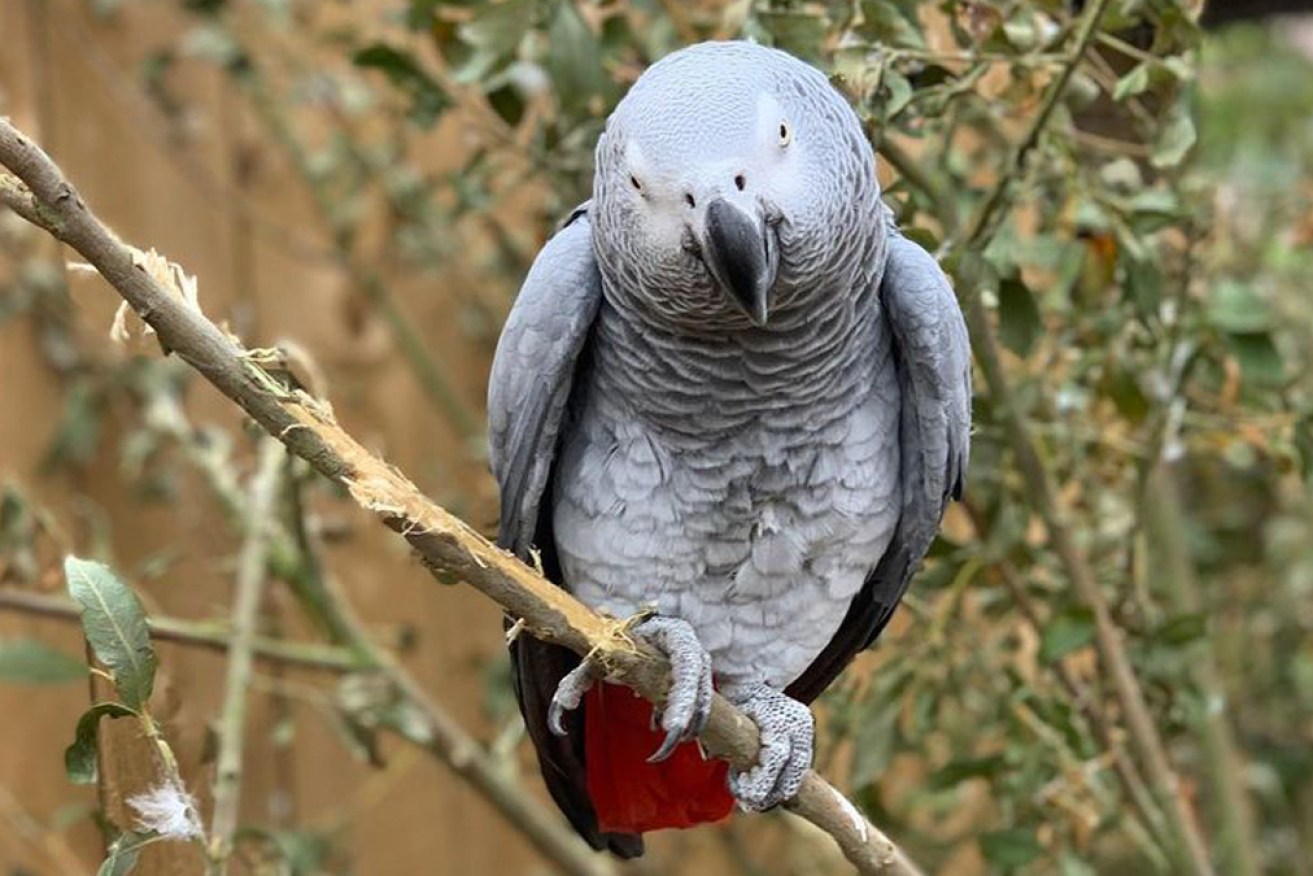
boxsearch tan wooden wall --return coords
[0,1,574,873]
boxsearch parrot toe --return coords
[632,616,714,763]
[724,683,814,811]
[547,659,598,737]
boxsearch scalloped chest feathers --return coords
[550,290,902,688]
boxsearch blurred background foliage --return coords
[2,0,1312,874]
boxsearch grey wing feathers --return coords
[880,228,972,547]
[488,205,644,857]
[788,226,971,704]
[487,205,601,555]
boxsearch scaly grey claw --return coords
[647,727,684,764]
[725,682,814,811]
[632,616,714,763]
[548,660,598,737]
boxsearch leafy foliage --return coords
[2,1,1312,874]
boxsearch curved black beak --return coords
[702,198,779,326]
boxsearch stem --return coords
[0,780,86,876]
[207,438,284,874]
[964,291,1212,875]
[235,61,482,444]
[962,504,1172,867]
[279,468,618,876]
[0,589,360,673]
[1143,465,1261,876]
[0,115,920,876]
[931,0,1218,870]
[954,0,1114,253]
[876,135,957,226]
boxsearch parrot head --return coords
[592,41,882,331]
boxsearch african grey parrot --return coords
[487,41,971,857]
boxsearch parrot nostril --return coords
[734,174,746,191]
[684,193,696,208]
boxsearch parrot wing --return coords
[787,224,972,704]
[488,203,599,557]
[487,205,645,858]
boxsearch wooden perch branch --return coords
[0,117,920,876]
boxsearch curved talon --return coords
[725,682,814,811]
[630,616,715,761]
[547,660,597,737]
[647,727,684,764]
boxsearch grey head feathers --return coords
[591,41,885,334]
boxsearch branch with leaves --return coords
[0,117,921,875]
[937,1,1217,872]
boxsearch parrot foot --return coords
[724,682,814,811]
[547,659,597,737]
[545,615,713,753]
[633,616,714,764]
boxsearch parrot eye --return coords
[629,174,644,193]
[778,121,792,147]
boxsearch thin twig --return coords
[58,6,335,265]
[954,0,1113,252]
[962,503,1171,867]
[0,780,86,876]
[234,58,482,444]
[279,465,618,876]
[934,0,1217,870]
[0,115,920,876]
[129,360,617,876]
[876,135,957,226]
[207,438,284,874]
[0,589,360,673]
[1142,465,1261,876]
[962,273,1214,876]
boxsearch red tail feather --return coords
[584,682,735,834]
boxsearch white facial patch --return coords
[624,138,653,186]
[755,91,787,144]
[754,91,804,203]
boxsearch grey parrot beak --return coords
[702,198,779,326]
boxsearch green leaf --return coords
[66,702,137,785]
[1208,280,1273,333]
[1125,189,1186,233]
[1059,850,1098,875]
[760,9,830,62]
[900,226,940,252]
[404,0,441,30]
[1228,332,1286,385]
[1041,608,1096,662]
[882,68,914,119]
[546,0,615,117]
[65,556,156,711]
[1099,365,1150,424]
[0,637,87,685]
[1124,256,1162,316]
[352,43,451,128]
[448,0,533,83]
[848,704,898,790]
[1152,100,1197,168]
[927,755,1005,790]
[97,830,152,876]
[980,828,1045,867]
[1156,613,1207,647]
[1113,64,1150,101]
[997,277,1042,358]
